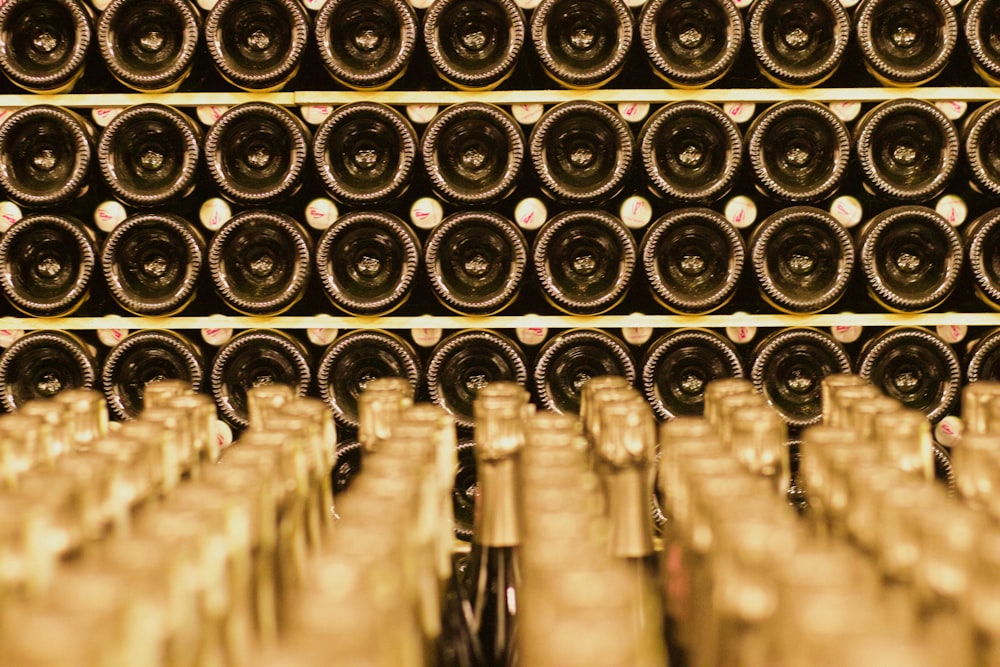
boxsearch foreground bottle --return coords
[464,383,527,667]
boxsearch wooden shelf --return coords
[3,87,999,108]
[2,312,998,331]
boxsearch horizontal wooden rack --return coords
[1,312,998,331]
[3,87,1000,109]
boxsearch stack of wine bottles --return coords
[6,97,1000,322]
[3,0,1000,93]
[1,0,1000,469]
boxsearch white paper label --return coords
[723,102,755,124]
[92,107,125,127]
[514,197,547,231]
[512,104,544,125]
[831,324,862,344]
[726,317,757,345]
[935,101,967,120]
[829,195,863,228]
[307,328,340,346]
[0,201,21,233]
[302,0,328,9]
[410,197,444,230]
[300,104,335,125]
[411,327,443,347]
[515,325,547,346]
[935,194,967,227]
[936,323,967,344]
[215,420,234,450]
[94,200,128,233]
[935,415,963,447]
[620,195,653,229]
[199,198,232,232]
[622,326,653,346]
[98,328,128,347]
[202,326,234,346]
[0,329,24,348]
[829,101,861,122]
[618,102,650,123]
[304,198,339,230]
[196,104,230,126]
[724,195,757,229]
[406,104,438,124]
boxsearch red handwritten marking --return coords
[729,104,742,116]
[733,209,744,224]
[308,207,323,219]
[941,422,955,435]
[414,210,429,219]
[204,328,219,336]
[521,211,534,225]
[2,215,15,225]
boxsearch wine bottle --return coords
[0,0,92,93]
[420,102,525,205]
[315,210,420,316]
[530,0,633,88]
[425,210,528,315]
[313,102,417,206]
[101,212,205,317]
[641,328,744,421]
[0,213,97,317]
[637,101,742,203]
[856,205,963,312]
[854,99,959,202]
[534,328,636,414]
[314,0,418,90]
[208,210,312,316]
[425,329,528,429]
[529,100,634,204]
[423,0,525,90]
[533,209,636,315]
[639,207,745,314]
[465,385,527,667]
[204,102,311,205]
[0,105,93,209]
[856,327,960,423]
[855,0,957,86]
[453,439,476,541]
[210,329,311,429]
[749,327,851,428]
[962,101,1000,198]
[101,329,205,421]
[97,104,200,208]
[96,0,201,93]
[748,206,855,313]
[331,440,364,497]
[965,0,1000,85]
[965,207,1000,310]
[317,329,422,429]
[638,0,743,88]
[967,327,1000,383]
[746,0,850,87]
[0,330,96,412]
[204,0,308,91]
[745,100,851,203]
